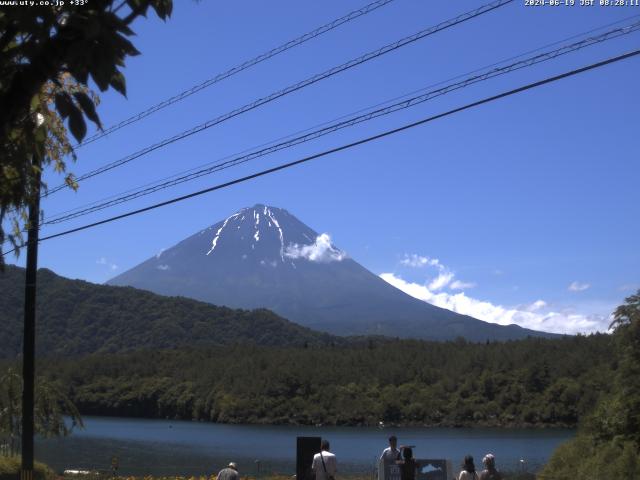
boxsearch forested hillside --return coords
[0,265,339,357]
[540,290,640,478]
[23,334,613,428]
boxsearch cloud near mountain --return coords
[380,272,609,334]
[284,233,346,263]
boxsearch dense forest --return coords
[8,334,612,429]
[0,265,339,357]
[539,290,640,478]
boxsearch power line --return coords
[74,0,397,149]
[45,0,513,197]
[42,13,640,223]
[4,47,638,257]
[41,20,640,226]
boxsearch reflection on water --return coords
[34,416,574,476]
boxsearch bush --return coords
[0,456,54,480]
[538,435,640,480]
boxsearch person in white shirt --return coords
[378,435,401,480]
[216,462,239,480]
[311,439,337,480]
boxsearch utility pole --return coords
[21,157,41,480]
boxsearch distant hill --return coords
[0,265,338,358]
[109,204,559,341]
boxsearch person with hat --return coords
[216,462,239,480]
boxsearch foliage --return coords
[0,266,617,429]
[0,264,620,429]
[0,456,53,480]
[19,334,614,429]
[0,0,174,266]
[0,265,339,357]
[540,290,640,479]
[1,74,99,258]
[538,436,640,480]
[0,366,83,455]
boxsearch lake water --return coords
[34,416,574,476]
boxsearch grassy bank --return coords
[0,456,54,480]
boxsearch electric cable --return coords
[4,47,638,257]
[74,0,398,148]
[42,13,640,222]
[41,20,640,226]
[45,0,514,197]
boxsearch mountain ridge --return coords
[108,204,559,341]
[0,264,340,358]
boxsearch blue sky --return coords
[7,0,640,334]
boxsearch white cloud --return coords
[96,257,118,271]
[400,254,471,293]
[157,264,170,271]
[526,300,547,312]
[568,281,590,292]
[380,273,609,335]
[450,280,476,290]
[428,271,454,291]
[284,233,346,263]
[400,254,440,268]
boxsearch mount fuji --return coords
[108,204,556,341]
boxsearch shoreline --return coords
[72,412,579,431]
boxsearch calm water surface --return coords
[35,416,574,476]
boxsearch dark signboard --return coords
[296,436,322,480]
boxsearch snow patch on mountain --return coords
[265,208,285,261]
[205,205,287,259]
[206,212,241,255]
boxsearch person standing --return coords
[478,454,502,480]
[216,462,239,480]
[378,435,401,480]
[458,455,478,480]
[312,439,337,480]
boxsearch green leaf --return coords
[88,38,117,91]
[54,93,74,119]
[73,92,102,129]
[151,0,173,19]
[34,126,46,144]
[112,33,140,57]
[81,17,102,39]
[107,13,135,36]
[65,174,79,192]
[68,104,87,142]
[110,71,127,97]
[30,93,41,112]
[126,0,150,17]
[33,138,46,162]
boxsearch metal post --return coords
[21,160,41,480]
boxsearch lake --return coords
[34,416,574,476]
